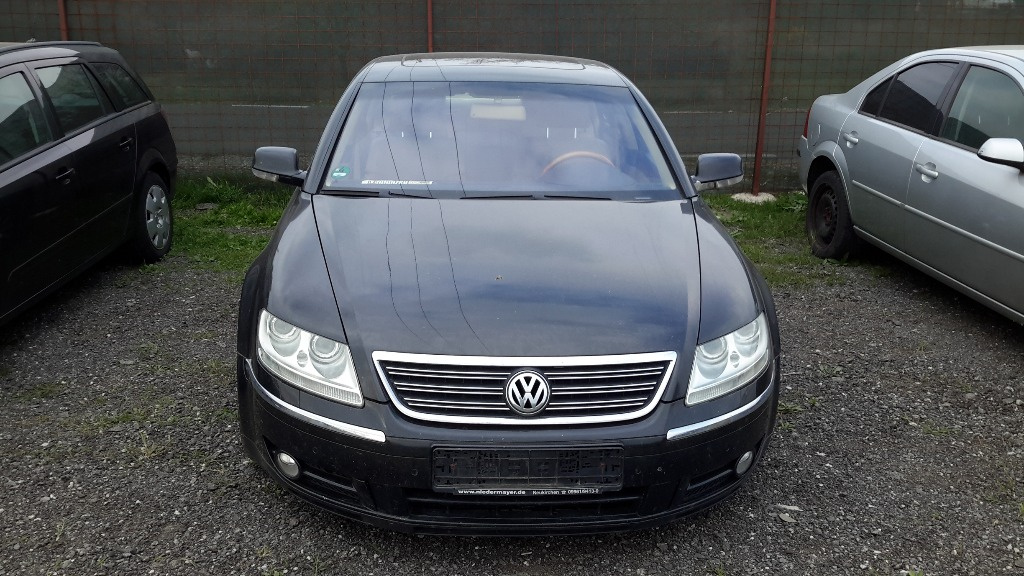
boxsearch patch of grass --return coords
[91,407,151,429]
[983,467,1020,505]
[702,191,848,288]
[920,420,953,437]
[777,401,805,415]
[174,175,292,278]
[138,430,162,460]
[13,381,63,402]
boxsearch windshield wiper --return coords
[461,192,614,200]
[385,189,433,198]
[462,193,535,200]
[542,194,612,201]
[320,189,381,197]
[320,188,434,198]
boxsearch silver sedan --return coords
[798,46,1024,325]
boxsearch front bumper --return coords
[238,357,778,535]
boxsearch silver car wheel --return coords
[145,183,170,250]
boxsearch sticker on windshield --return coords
[331,165,351,178]
[361,179,433,185]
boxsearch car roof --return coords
[0,40,115,67]
[957,45,1024,62]
[905,45,1024,68]
[360,52,630,86]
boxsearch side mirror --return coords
[252,146,307,186]
[978,138,1024,171]
[691,153,743,192]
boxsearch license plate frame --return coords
[431,446,624,495]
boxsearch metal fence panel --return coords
[4,0,1024,191]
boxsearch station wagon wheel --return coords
[131,172,173,263]
[541,150,615,176]
[806,170,859,259]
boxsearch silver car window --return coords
[941,66,1024,150]
[324,81,678,200]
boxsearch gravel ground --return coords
[1,249,1022,576]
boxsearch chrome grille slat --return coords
[406,399,508,408]
[548,397,651,407]
[395,383,503,394]
[551,383,657,393]
[547,369,663,379]
[545,401,648,411]
[387,370,508,379]
[374,351,676,425]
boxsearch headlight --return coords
[256,310,363,406]
[687,313,771,405]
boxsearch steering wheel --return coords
[541,150,614,176]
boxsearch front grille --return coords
[373,351,676,425]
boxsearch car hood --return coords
[313,196,702,358]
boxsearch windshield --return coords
[323,81,679,200]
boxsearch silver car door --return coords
[905,64,1024,315]
[841,61,959,252]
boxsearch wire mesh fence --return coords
[5,0,1024,192]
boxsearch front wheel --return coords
[130,172,173,263]
[806,170,859,259]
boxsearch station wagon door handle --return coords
[914,162,939,180]
[118,137,135,151]
[842,132,859,146]
[55,167,76,185]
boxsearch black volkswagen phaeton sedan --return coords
[238,53,780,534]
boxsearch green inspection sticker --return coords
[331,165,350,178]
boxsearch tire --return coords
[131,172,173,263]
[806,170,859,259]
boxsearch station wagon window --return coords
[92,63,148,109]
[36,64,106,134]
[874,62,958,133]
[0,72,51,164]
[324,81,678,200]
[940,66,1024,150]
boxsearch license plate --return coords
[432,447,624,494]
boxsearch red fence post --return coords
[58,0,69,40]
[752,0,778,196]
[427,0,434,52]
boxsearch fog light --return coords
[735,451,754,476]
[275,452,301,479]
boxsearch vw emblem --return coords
[505,370,551,415]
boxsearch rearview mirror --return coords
[252,146,307,186]
[691,153,743,192]
[977,138,1024,171]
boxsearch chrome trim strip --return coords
[373,350,677,426]
[852,180,904,207]
[666,366,775,442]
[246,360,386,444]
[904,204,1024,265]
